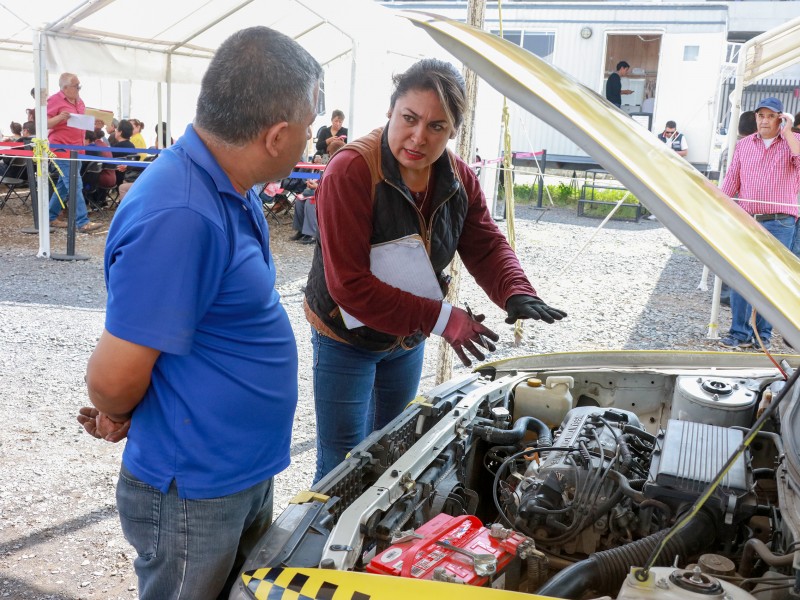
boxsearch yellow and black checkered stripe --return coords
[240,566,553,600]
[242,567,370,600]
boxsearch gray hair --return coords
[195,27,322,146]
[58,73,78,89]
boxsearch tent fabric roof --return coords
[738,14,800,86]
[0,0,410,83]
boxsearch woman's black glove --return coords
[505,294,567,324]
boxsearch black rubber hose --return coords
[536,509,717,599]
[473,416,552,447]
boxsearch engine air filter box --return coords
[645,419,751,513]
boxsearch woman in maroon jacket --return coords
[305,59,566,482]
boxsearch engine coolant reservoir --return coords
[513,376,574,427]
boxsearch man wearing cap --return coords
[719,97,800,350]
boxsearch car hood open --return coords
[403,11,800,349]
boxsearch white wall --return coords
[653,31,728,165]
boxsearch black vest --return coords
[658,131,684,152]
[304,127,469,351]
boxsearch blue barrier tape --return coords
[50,143,161,155]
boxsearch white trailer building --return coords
[384,2,730,170]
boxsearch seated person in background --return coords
[106,118,120,146]
[129,118,148,160]
[323,137,345,164]
[0,121,34,179]
[84,127,117,207]
[657,120,688,157]
[80,130,98,177]
[641,96,655,114]
[290,155,322,243]
[154,121,174,149]
[5,121,22,141]
[258,180,293,214]
[314,109,347,158]
[26,88,35,123]
[112,120,141,202]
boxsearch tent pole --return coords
[33,28,51,258]
[435,0,486,385]
[166,54,173,147]
[157,81,163,147]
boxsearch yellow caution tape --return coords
[289,491,330,505]
[32,137,66,209]
[240,566,556,600]
[406,395,432,407]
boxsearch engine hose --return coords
[608,469,645,503]
[617,435,635,474]
[639,499,672,524]
[535,509,717,599]
[622,425,656,444]
[474,416,552,447]
[739,538,795,577]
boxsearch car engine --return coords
[231,360,800,600]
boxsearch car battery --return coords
[366,513,527,586]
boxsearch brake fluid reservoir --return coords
[672,376,757,428]
[513,376,574,427]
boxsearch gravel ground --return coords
[0,199,792,599]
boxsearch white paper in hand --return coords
[340,234,442,329]
[67,113,95,131]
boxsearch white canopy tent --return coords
[706,15,800,339]
[0,0,451,257]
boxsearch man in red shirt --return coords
[719,96,800,349]
[47,72,101,232]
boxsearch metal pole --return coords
[33,29,51,258]
[537,150,546,208]
[66,152,77,255]
[435,0,486,386]
[157,81,163,147]
[21,158,49,234]
[51,151,89,261]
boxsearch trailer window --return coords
[683,45,700,62]
[490,30,555,64]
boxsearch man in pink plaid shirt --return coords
[719,96,800,349]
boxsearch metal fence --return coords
[718,78,800,131]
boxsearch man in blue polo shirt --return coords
[78,27,322,600]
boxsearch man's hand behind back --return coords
[77,407,130,443]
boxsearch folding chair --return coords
[0,157,31,212]
[82,161,109,212]
[260,182,295,223]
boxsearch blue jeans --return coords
[728,216,796,342]
[116,464,273,600]
[792,216,800,259]
[48,158,89,227]
[312,328,425,482]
